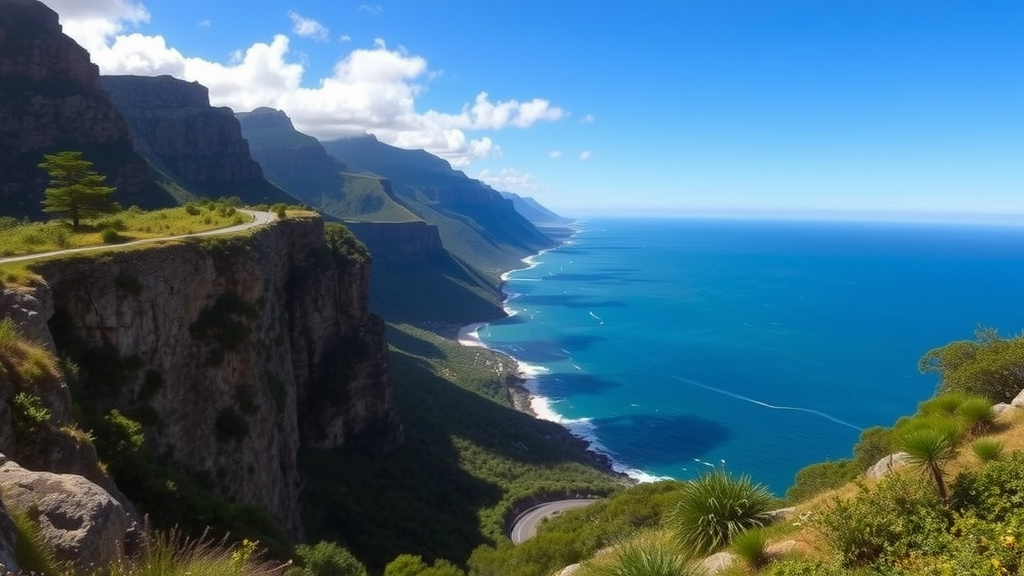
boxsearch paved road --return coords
[510,499,600,544]
[0,209,274,265]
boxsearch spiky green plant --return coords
[956,396,996,436]
[107,527,286,576]
[670,469,776,555]
[971,438,1005,462]
[580,533,705,576]
[896,426,958,502]
[918,392,970,417]
[730,528,770,570]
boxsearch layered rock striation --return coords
[0,0,172,218]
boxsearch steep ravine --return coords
[3,215,400,539]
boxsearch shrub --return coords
[271,203,288,219]
[852,426,893,471]
[287,541,368,576]
[730,528,770,570]
[578,532,701,576]
[895,424,958,501]
[669,469,776,555]
[101,227,122,244]
[951,452,1024,521]
[971,438,1005,462]
[785,459,857,503]
[759,559,849,576]
[10,392,52,439]
[184,203,202,216]
[919,327,1024,403]
[918,392,970,417]
[956,396,996,435]
[813,474,951,567]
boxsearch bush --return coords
[184,203,202,216]
[730,528,770,570]
[785,459,857,503]
[10,392,52,439]
[577,532,701,576]
[852,426,893,471]
[287,541,368,576]
[271,203,288,219]
[813,474,951,568]
[971,438,1005,462]
[101,227,122,244]
[951,452,1024,521]
[919,327,1024,403]
[759,559,849,576]
[669,469,776,555]
[956,396,996,435]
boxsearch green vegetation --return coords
[286,541,368,576]
[188,291,258,364]
[324,222,370,265]
[669,469,776,555]
[11,510,62,576]
[106,528,286,576]
[576,532,699,576]
[895,424,958,501]
[972,437,1005,462]
[920,326,1024,402]
[300,323,622,572]
[38,150,120,230]
[322,173,419,222]
[729,528,770,570]
[385,554,466,576]
[0,199,249,257]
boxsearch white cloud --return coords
[358,4,384,15]
[339,34,352,43]
[288,11,329,42]
[475,168,541,193]
[42,0,149,56]
[579,150,592,160]
[581,114,596,123]
[198,19,211,28]
[548,150,562,158]
[42,0,564,168]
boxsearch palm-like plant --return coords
[670,469,776,555]
[971,438,1005,462]
[896,425,958,501]
[581,533,705,576]
[730,528,770,570]
[956,396,996,436]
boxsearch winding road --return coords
[510,499,600,544]
[0,209,274,265]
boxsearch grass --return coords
[730,528,770,570]
[576,530,701,576]
[109,528,287,576]
[669,469,776,555]
[971,437,1006,462]
[0,202,250,258]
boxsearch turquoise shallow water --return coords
[471,218,1024,494]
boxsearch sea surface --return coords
[468,218,1024,494]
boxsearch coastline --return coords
[455,227,639,484]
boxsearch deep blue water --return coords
[471,218,1024,494]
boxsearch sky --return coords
[40,0,1024,219]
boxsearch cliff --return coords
[0,0,173,218]
[3,216,400,538]
[237,108,419,223]
[100,76,298,206]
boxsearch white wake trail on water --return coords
[588,311,605,324]
[669,376,864,431]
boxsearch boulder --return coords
[1011,389,1024,408]
[0,454,132,574]
[866,452,912,479]
[701,551,737,574]
[556,564,581,576]
[993,403,1014,415]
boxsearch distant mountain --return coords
[322,135,554,279]
[500,191,574,226]
[100,75,297,206]
[236,108,417,222]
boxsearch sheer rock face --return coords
[0,0,170,217]
[99,75,297,205]
[11,216,399,538]
[346,221,446,265]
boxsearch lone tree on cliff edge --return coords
[38,151,120,230]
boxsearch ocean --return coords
[464,218,1024,495]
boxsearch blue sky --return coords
[44,0,1024,218]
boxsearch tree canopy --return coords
[38,150,120,229]
[919,327,1024,403]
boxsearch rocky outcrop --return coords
[0,454,135,575]
[0,0,172,218]
[866,452,912,480]
[346,221,445,265]
[100,75,297,205]
[7,215,399,537]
